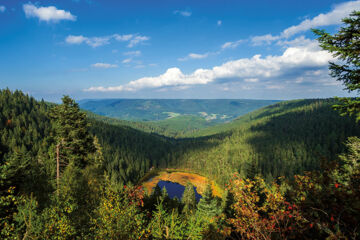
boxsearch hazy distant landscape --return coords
[79,99,280,122]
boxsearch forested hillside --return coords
[88,119,173,184]
[171,99,360,185]
[0,89,171,189]
[1,89,360,239]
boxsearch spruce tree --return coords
[313,11,360,120]
[182,182,196,214]
[49,95,95,169]
[197,184,219,218]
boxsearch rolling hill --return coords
[79,99,280,123]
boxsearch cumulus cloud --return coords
[174,10,192,17]
[0,6,6,12]
[91,63,118,68]
[65,34,149,48]
[251,0,360,45]
[23,3,76,22]
[221,39,245,49]
[178,52,209,61]
[84,39,335,92]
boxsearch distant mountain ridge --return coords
[79,99,280,122]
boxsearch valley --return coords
[79,99,280,135]
[2,2,360,239]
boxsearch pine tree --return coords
[161,186,169,199]
[197,184,219,218]
[182,182,196,214]
[313,11,360,120]
[49,96,96,193]
[50,95,95,169]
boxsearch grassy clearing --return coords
[142,169,223,197]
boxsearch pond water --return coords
[157,180,202,202]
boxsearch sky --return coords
[0,0,359,102]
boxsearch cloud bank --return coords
[85,39,334,92]
[23,3,76,22]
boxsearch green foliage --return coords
[1,88,360,239]
[181,182,196,215]
[289,136,360,239]
[197,184,220,218]
[173,99,360,185]
[313,11,360,120]
[227,175,306,240]
[90,181,149,239]
[50,95,95,168]
[89,119,174,185]
[149,201,186,239]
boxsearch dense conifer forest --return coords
[1,89,359,239]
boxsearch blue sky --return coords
[0,0,359,102]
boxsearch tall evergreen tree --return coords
[313,11,360,120]
[49,95,95,169]
[182,182,196,214]
[197,184,219,218]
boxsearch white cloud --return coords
[65,34,149,48]
[221,39,245,49]
[178,52,209,61]
[276,35,315,47]
[122,58,132,64]
[91,63,118,68]
[113,34,133,41]
[128,35,150,48]
[0,6,6,12]
[251,1,360,45]
[66,35,87,44]
[23,3,76,22]
[174,10,192,17]
[84,39,334,92]
[281,1,360,38]
[65,35,110,47]
[251,34,280,46]
[217,20,222,26]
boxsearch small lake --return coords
[157,180,202,202]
